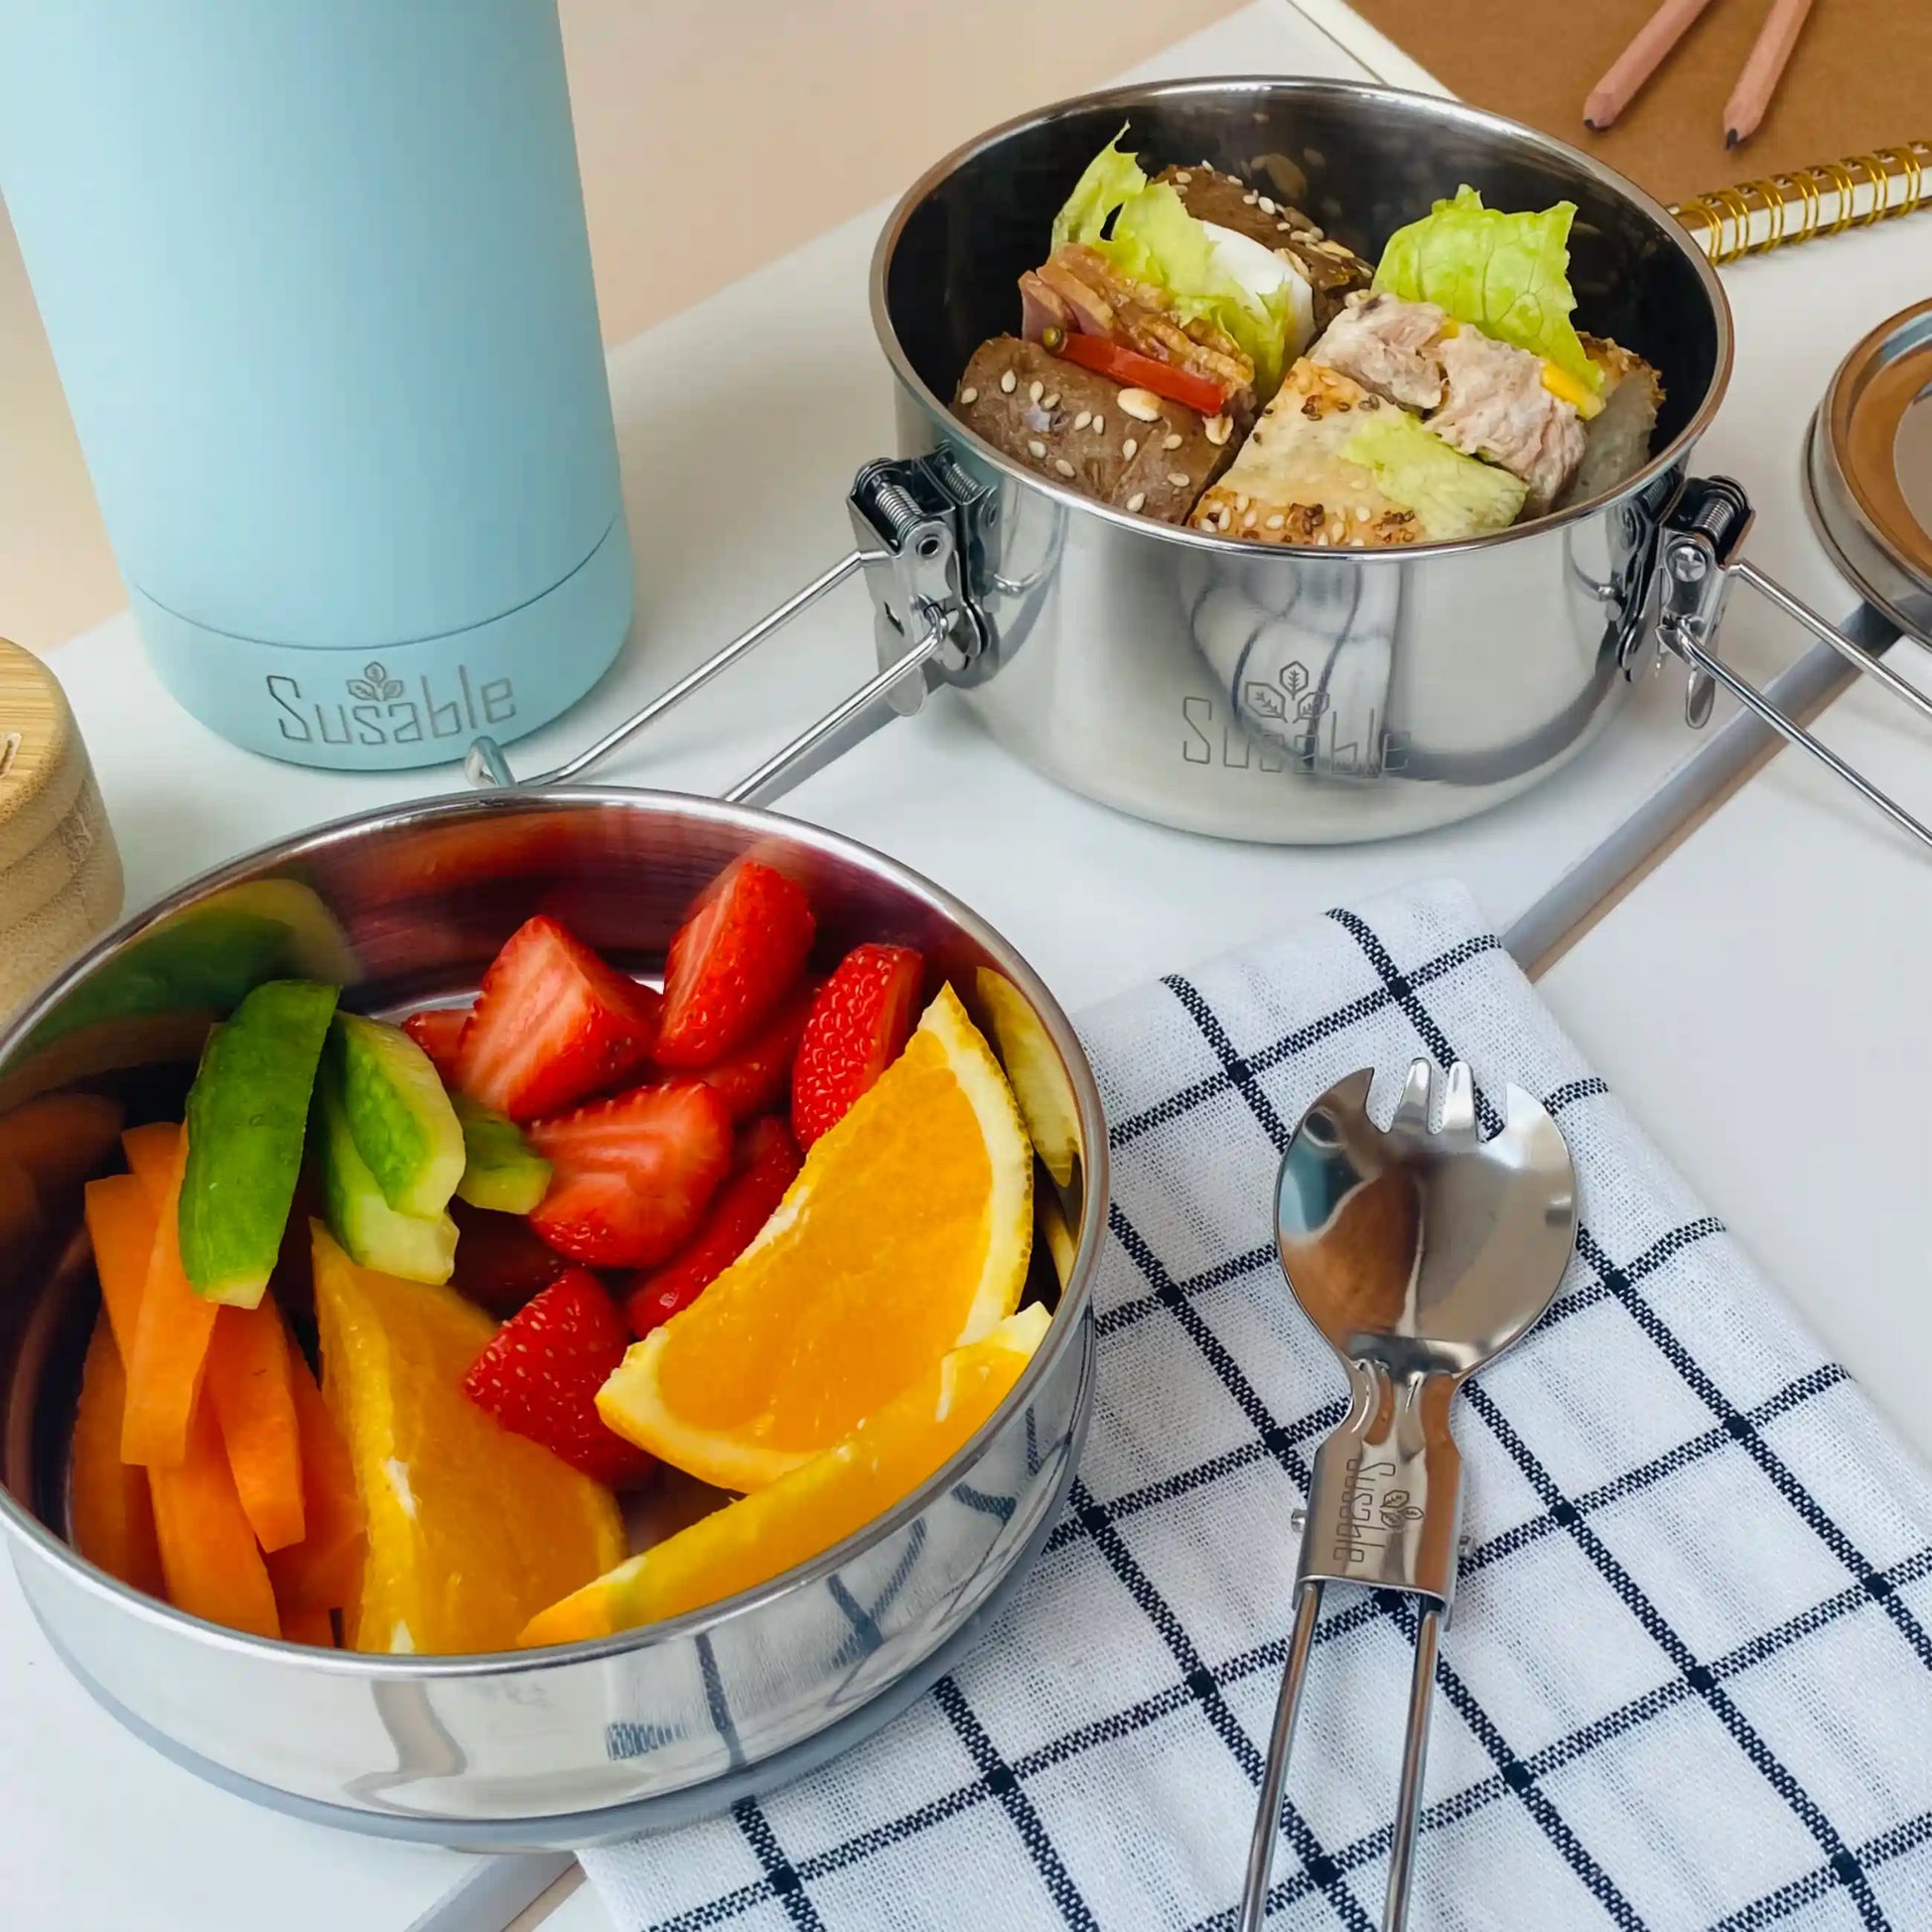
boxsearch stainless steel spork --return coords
[1237,1058,1578,1932]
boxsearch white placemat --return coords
[585,879,1932,1929]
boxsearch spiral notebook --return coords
[1342,0,1932,245]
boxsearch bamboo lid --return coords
[0,638,123,1019]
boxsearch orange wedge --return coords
[312,1224,623,1654]
[523,1304,1048,1646]
[598,986,1034,1492]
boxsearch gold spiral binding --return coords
[1671,139,1932,263]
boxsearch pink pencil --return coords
[1584,0,1722,130]
[1725,0,1817,146]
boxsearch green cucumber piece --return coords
[315,1057,457,1284]
[207,879,359,983]
[24,880,356,1057]
[180,979,339,1308]
[453,1095,553,1214]
[26,909,291,1054]
[329,1013,465,1218]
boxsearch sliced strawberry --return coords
[527,1080,733,1268]
[462,1270,653,1486]
[402,1005,472,1081]
[455,915,660,1121]
[448,1198,574,1316]
[622,1117,801,1337]
[791,944,924,1147]
[653,859,816,1068]
[696,981,818,1123]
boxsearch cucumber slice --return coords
[24,881,356,1057]
[329,1014,465,1218]
[180,979,339,1308]
[453,1096,553,1215]
[315,1056,458,1285]
[207,879,359,984]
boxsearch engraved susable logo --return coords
[1329,1452,1426,1571]
[262,664,518,749]
[1180,667,1411,778]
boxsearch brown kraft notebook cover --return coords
[1344,0,1932,207]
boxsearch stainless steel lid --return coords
[1806,299,1932,643]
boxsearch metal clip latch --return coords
[465,455,990,803]
[1650,474,1932,853]
[1659,477,1751,727]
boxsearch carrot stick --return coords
[83,1173,160,1358]
[0,1091,125,1194]
[121,1129,218,1467]
[69,1313,166,1596]
[278,1602,338,1648]
[147,1396,281,1639]
[121,1121,182,1202]
[205,1301,306,1552]
[265,1348,366,1615]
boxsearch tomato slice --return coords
[1052,334,1229,417]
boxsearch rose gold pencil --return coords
[1584,0,1722,130]
[1725,0,1817,146]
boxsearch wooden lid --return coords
[0,638,123,1018]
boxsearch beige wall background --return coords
[0,0,1239,656]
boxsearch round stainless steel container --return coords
[0,791,1104,1845]
[870,78,1733,843]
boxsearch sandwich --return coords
[1190,186,1662,545]
[956,134,1326,522]
[948,138,1665,542]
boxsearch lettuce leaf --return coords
[1049,132,1150,256]
[1048,132,1297,395]
[1372,186,1600,395]
[1343,411,1527,541]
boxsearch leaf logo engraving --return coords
[348,662,405,704]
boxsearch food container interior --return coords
[882,80,1724,512]
[0,790,1104,1837]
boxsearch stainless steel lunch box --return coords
[0,791,1105,1845]
[476,78,1932,852]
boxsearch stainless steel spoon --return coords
[1237,1058,1579,1932]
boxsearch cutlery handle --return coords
[1383,1603,1443,1931]
[1238,1579,1323,1932]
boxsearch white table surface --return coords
[1543,648,1932,1466]
[11,2,1932,1927]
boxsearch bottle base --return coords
[131,517,635,772]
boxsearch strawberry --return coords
[447,1198,574,1316]
[622,1117,802,1337]
[462,1270,653,1486]
[791,944,924,1147]
[696,981,818,1123]
[455,916,660,1121]
[402,1005,472,1080]
[527,1080,733,1268]
[653,859,815,1068]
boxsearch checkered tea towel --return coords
[584,879,1932,1931]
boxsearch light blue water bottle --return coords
[0,0,632,771]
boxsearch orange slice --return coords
[312,1224,622,1654]
[522,1304,1047,1646]
[598,986,1034,1492]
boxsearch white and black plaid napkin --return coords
[584,880,1932,1930]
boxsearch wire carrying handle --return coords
[1649,477,1932,855]
[464,455,995,806]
